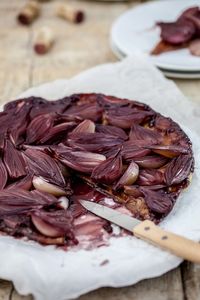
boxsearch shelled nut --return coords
[34,27,54,55]
[17,0,40,26]
[57,4,85,24]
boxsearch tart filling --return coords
[0,93,194,249]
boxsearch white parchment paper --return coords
[0,56,200,300]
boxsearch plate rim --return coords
[110,39,200,78]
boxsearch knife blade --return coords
[80,200,200,263]
[80,199,140,232]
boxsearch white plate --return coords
[110,39,200,78]
[111,0,200,72]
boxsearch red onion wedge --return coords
[114,161,139,190]
[57,150,106,173]
[124,185,143,197]
[31,210,74,239]
[91,152,123,184]
[65,103,103,122]
[40,122,76,144]
[70,119,95,135]
[105,107,154,129]
[0,189,58,217]
[3,139,26,179]
[148,145,190,158]
[134,155,168,169]
[138,169,164,186]
[129,124,162,144]
[33,176,67,196]
[23,148,68,191]
[121,141,151,161]
[96,124,127,140]
[164,154,193,186]
[31,214,66,238]
[140,187,173,214]
[0,160,8,190]
[26,113,54,144]
[67,132,124,154]
[6,173,33,191]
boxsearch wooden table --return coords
[0,0,200,299]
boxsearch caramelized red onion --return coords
[164,154,193,186]
[114,161,139,190]
[68,132,124,154]
[26,113,54,144]
[0,188,58,217]
[6,173,33,191]
[148,145,190,158]
[9,105,30,146]
[134,155,168,169]
[70,119,95,135]
[23,148,69,191]
[123,185,143,197]
[31,210,75,240]
[154,116,172,131]
[129,124,162,144]
[105,107,154,129]
[140,187,173,214]
[31,214,66,238]
[138,169,164,186]
[91,153,123,184]
[0,160,8,190]
[97,94,131,108]
[65,103,103,122]
[56,149,106,173]
[121,141,151,161]
[39,122,76,144]
[3,139,26,179]
[32,176,67,196]
[96,124,127,140]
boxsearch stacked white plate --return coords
[110,0,200,78]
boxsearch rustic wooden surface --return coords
[0,0,200,299]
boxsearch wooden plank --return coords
[0,1,198,300]
[181,262,200,300]
[30,0,130,84]
[78,268,184,300]
[10,288,32,300]
[175,80,200,104]
[0,0,31,103]
[0,280,12,300]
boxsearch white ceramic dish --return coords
[111,0,200,72]
[110,39,200,78]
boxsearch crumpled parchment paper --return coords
[0,56,199,300]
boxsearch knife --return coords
[80,200,200,263]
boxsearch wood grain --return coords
[182,262,200,300]
[0,0,199,299]
[78,268,184,300]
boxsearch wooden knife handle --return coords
[133,220,200,263]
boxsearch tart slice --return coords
[151,6,200,56]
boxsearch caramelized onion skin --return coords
[164,154,193,186]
